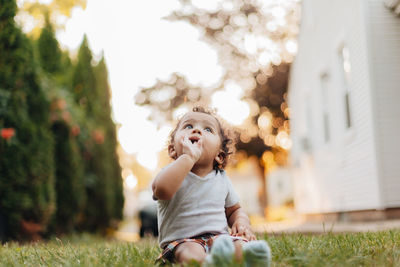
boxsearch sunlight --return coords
[258,51,272,66]
[258,112,272,129]
[271,6,286,19]
[117,119,156,155]
[191,0,222,11]
[244,34,257,55]
[150,86,177,103]
[118,119,171,170]
[285,39,298,54]
[276,131,293,150]
[125,174,138,189]
[211,81,250,126]
[173,106,190,120]
[266,21,278,32]
[137,151,158,171]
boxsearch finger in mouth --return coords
[189,136,200,144]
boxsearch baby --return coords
[152,106,271,266]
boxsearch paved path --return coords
[253,219,400,234]
[114,219,140,242]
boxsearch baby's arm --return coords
[152,154,194,200]
[225,203,256,241]
[152,136,202,200]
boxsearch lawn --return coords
[1,230,399,266]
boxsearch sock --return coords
[242,240,272,267]
[203,235,235,266]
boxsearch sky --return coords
[51,0,254,171]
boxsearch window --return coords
[303,93,313,151]
[320,73,330,143]
[339,45,352,129]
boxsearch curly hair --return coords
[168,106,236,171]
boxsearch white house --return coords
[288,0,400,219]
[267,168,294,208]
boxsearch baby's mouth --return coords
[189,136,200,144]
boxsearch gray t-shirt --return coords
[156,169,240,248]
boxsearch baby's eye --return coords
[205,127,213,133]
[184,124,193,129]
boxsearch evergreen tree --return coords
[50,121,85,233]
[0,0,55,240]
[36,18,86,234]
[37,15,62,74]
[93,57,124,221]
[58,50,74,89]
[72,38,123,231]
[72,36,97,116]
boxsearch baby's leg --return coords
[233,239,245,262]
[174,241,207,264]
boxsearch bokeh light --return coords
[125,174,138,190]
[211,81,250,126]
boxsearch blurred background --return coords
[1,0,400,242]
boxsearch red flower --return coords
[1,128,15,140]
[71,125,80,137]
[92,129,105,144]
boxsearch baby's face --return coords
[172,112,222,166]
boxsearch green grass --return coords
[1,230,400,266]
[0,234,160,267]
[267,230,400,266]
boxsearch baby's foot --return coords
[203,235,235,266]
[242,240,272,267]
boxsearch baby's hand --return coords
[231,221,256,241]
[181,135,202,163]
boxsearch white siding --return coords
[366,0,400,207]
[288,0,381,214]
[267,168,294,207]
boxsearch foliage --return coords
[51,121,86,232]
[72,36,97,116]
[37,15,62,74]
[71,37,123,231]
[1,231,400,266]
[1,1,122,240]
[166,0,299,82]
[36,17,86,234]
[93,58,124,221]
[0,0,55,240]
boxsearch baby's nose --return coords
[192,128,201,134]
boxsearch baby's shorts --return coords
[155,232,248,264]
